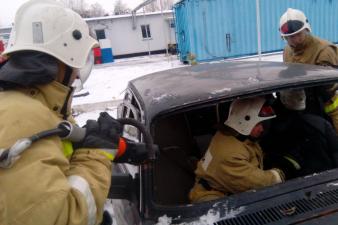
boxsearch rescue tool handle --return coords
[0,118,156,168]
[58,118,156,163]
[59,119,156,161]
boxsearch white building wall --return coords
[0,12,176,57]
[87,11,175,57]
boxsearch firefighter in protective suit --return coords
[280,8,338,133]
[0,0,121,225]
[189,97,285,203]
[262,89,338,179]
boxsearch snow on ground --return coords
[72,54,185,126]
[73,54,184,106]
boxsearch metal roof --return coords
[129,61,338,123]
[85,10,173,22]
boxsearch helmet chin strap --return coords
[56,62,74,87]
[62,65,73,87]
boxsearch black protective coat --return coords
[262,106,338,179]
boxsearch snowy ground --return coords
[72,52,283,225]
[72,54,185,125]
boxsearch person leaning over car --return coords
[280,8,338,133]
[261,89,338,180]
[0,1,122,225]
[189,96,286,203]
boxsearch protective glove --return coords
[74,112,123,153]
[74,112,155,164]
[274,155,302,180]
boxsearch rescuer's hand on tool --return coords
[75,112,123,150]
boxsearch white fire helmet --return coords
[224,97,276,136]
[3,0,98,69]
[279,8,311,37]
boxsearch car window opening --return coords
[150,83,338,206]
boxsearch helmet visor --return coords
[72,53,94,92]
[280,20,304,36]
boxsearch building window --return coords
[141,25,151,39]
[168,19,175,28]
[95,29,106,40]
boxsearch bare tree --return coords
[58,0,107,18]
[114,0,130,15]
[59,0,86,16]
[144,2,160,12]
[143,0,174,12]
[88,2,106,17]
[162,0,175,10]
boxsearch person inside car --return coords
[0,0,122,225]
[262,89,338,179]
[189,96,285,203]
[280,8,338,133]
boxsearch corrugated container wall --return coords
[174,0,338,62]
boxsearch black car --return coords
[110,61,338,225]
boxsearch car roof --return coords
[128,61,338,123]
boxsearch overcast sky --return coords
[0,0,143,27]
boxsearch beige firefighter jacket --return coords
[283,34,338,65]
[0,81,112,225]
[189,131,282,203]
[0,191,6,225]
[283,34,338,133]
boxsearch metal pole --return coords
[256,0,262,61]
[159,0,169,57]
[143,7,151,56]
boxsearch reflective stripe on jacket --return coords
[0,81,112,225]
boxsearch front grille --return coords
[215,188,338,225]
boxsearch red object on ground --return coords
[94,57,102,64]
[93,47,102,57]
[93,48,102,64]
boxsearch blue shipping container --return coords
[101,48,114,63]
[174,0,338,62]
